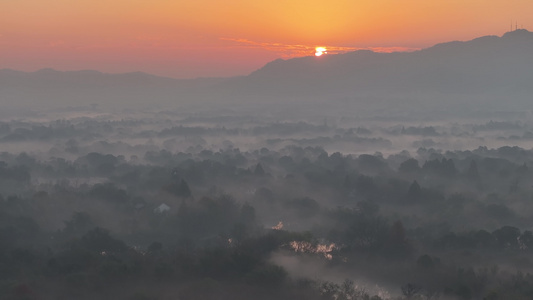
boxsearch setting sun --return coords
[2,0,532,78]
[315,47,327,56]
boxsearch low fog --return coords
[1,30,533,300]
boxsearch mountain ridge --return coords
[1,30,532,113]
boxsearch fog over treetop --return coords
[3,28,533,299]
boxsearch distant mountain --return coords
[2,30,532,114]
[212,29,533,116]
[0,68,228,111]
[242,29,533,96]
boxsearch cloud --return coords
[220,38,420,58]
[220,38,314,58]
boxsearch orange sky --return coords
[1,0,532,78]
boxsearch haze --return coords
[2,0,532,78]
[2,2,533,300]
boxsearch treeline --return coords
[2,144,533,299]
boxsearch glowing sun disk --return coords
[315,47,327,56]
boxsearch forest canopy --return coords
[1,110,533,300]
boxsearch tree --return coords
[466,160,480,180]
[417,254,435,270]
[63,212,94,237]
[406,180,422,202]
[422,158,457,178]
[245,264,287,286]
[254,163,265,176]
[165,179,192,198]
[399,158,420,174]
[519,230,533,250]
[80,227,127,254]
[492,226,521,249]
[401,283,421,299]
[384,221,412,259]
[343,216,388,251]
[178,179,192,198]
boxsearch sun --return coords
[315,47,327,56]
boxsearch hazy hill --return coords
[213,29,533,117]
[1,30,532,115]
[0,68,228,111]
[243,29,533,96]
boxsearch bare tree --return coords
[401,283,421,299]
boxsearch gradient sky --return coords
[1,0,532,78]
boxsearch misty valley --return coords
[2,107,533,300]
[2,29,533,300]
